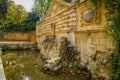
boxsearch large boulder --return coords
[39,36,79,74]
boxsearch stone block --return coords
[107,35,115,49]
[91,33,96,38]
[100,39,107,46]
[96,32,107,39]
[92,38,100,45]
[97,45,107,52]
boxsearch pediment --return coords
[45,0,70,18]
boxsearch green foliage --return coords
[108,15,120,41]
[1,2,30,33]
[6,3,28,25]
[32,0,52,18]
[0,0,37,33]
[25,11,40,31]
[0,0,9,21]
[109,11,120,80]
[107,1,120,80]
[111,42,120,80]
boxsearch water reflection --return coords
[2,50,87,80]
[2,50,40,80]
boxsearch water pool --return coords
[2,50,87,80]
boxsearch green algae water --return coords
[2,50,87,80]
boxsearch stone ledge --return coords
[0,42,37,50]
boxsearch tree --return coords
[0,0,37,33]
[6,3,27,25]
[2,1,28,32]
[32,0,52,18]
[25,11,39,31]
[0,0,9,21]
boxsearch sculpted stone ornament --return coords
[83,10,94,22]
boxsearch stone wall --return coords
[75,31,114,79]
[0,31,36,42]
[36,0,114,79]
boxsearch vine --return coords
[88,0,120,80]
[108,1,120,79]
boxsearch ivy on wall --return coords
[108,1,120,79]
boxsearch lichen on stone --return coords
[39,36,80,74]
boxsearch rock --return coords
[83,10,94,22]
[86,52,112,80]
[39,36,80,74]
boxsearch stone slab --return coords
[0,57,6,80]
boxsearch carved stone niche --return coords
[83,10,94,22]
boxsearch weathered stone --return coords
[97,45,106,52]
[0,42,36,50]
[107,36,115,49]
[90,44,97,57]
[92,38,100,45]
[96,32,107,39]
[71,0,79,5]
[87,52,112,80]
[39,36,79,74]
[100,39,107,46]
[83,10,94,22]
